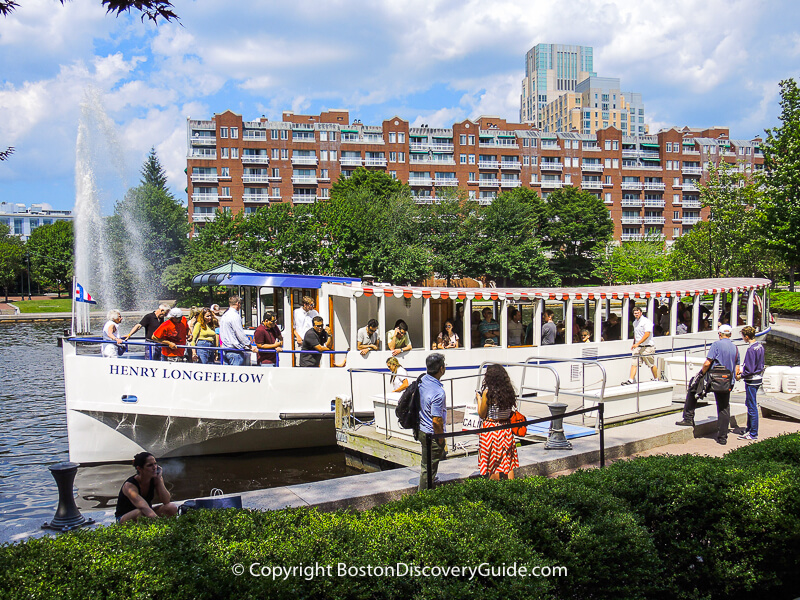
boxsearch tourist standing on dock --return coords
[300,316,332,367]
[219,296,256,366]
[115,452,178,523]
[254,311,283,366]
[477,364,519,480]
[152,308,189,362]
[676,324,740,445]
[386,357,409,392]
[418,353,447,490]
[293,296,319,346]
[356,319,381,356]
[124,303,169,360]
[738,325,765,441]
[102,310,125,358]
[622,305,658,385]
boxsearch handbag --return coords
[708,365,733,392]
[510,410,527,437]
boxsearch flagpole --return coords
[70,276,76,337]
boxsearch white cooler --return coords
[763,366,789,393]
[781,366,800,394]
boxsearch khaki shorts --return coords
[632,345,656,367]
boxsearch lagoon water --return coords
[0,321,356,524]
[2,320,799,525]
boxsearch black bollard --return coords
[544,402,573,450]
[42,462,95,532]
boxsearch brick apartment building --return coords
[186,109,764,242]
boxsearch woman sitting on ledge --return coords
[115,452,178,523]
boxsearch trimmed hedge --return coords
[769,291,800,315]
[3,434,800,599]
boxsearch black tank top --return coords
[115,475,155,518]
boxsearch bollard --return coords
[544,402,573,450]
[41,462,95,532]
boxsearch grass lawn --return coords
[12,298,74,313]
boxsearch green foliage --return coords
[25,221,74,297]
[593,236,667,285]
[725,432,800,468]
[140,147,169,190]
[0,222,24,301]
[540,186,614,283]
[768,290,800,315]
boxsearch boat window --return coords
[259,287,284,329]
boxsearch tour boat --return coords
[61,270,771,463]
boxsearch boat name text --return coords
[108,364,263,384]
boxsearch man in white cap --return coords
[152,307,189,362]
[676,324,740,445]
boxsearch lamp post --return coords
[26,253,32,300]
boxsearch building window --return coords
[280,130,288,140]
[604,140,611,150]
[330,150,337,161]
[468,135,475,145]
[398,152,405,162]
[390,132,397,144]
[605,193,612,203]
[468,154,475,164]
[219,127,228,138]
[612,158,619,168]
[459,134,466,145]
[220,187,231,198]
[605,175,612,184]
[613,140,618,150]
[390,152,397,162]
[523,156,529,166]
[320,150,328,161]
[14,219,23,235]
[460,154,467,164]
[398,133,405,143]
[272,148,280,159]
[469,172,476,181]
[230,127,238,139]
[271,130,278,140]
[389,171,397,179]
[321,169,329,179]
[469,190,476,199]
[231,147,239,158]
[221,147,229,158]
[271,168,280,178]
[281,149,288,160]
[220,167,230,177]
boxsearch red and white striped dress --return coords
[479,405,519,476]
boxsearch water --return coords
[0,321,356,523]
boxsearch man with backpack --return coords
[418,353,447,490]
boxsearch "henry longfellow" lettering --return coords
[109,364,264,383]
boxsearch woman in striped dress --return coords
[477,364,519,480]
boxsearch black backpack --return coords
[395,375,423,430]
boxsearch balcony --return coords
[191,137,216,146]
[191,120,215,130]
[317,174,330,182]
[189,151,216,160]
[682,166,702,175]
[269,193,282,201]
[500,180,521,188]
[621,217,644,225]
[409,143,454,153]
[644,216,666,225]
[621,199,643,207]
[242,175,270,184]
[242,195,270,203]
[292,156,319,166]
[478,198,495,206]
[672,198,682,206]
[621,182,643,190]
[292,195,317,204]
[191,194,219,203]
[365,158,388,167]
[540,161,563,171]
[641,151,660,159]
[478,160,500,169]
[409,156,456,165]
[292,176,318,185]
[409,178,432,186]
[500,161,521,170]
[243,133,267,141]
[241,155,269,164]
[644,199,666,208]
[581,163,604,172]
[268,175,282,182]
[644,182,665,191]
[191,174,218,183]
[622,149,638,158]
[682,183,699,192]
[340,157,363,167]
[683,148,700,154]
[414,197,434,205]
[479,179,500,188]
[683,199,702,209]
[621,233,644,241]
[581,180,603,190]
[434,178,459,187]
[529,178,541,186]
[479,141,519,149]
[192,214,216,222]
[722,150,736,157]
[682,216,701,225]
[541,180,563,189]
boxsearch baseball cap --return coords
[167,307,183,319]
[718,324,732,334]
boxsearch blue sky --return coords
[1,0,799,212]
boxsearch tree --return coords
[0,223,24,302]
[26,221,74,297]
[593,236,667,285]
[540,186,614,284]
[0,0,178,22]
[761,78,800,290]
[140,147,168,189]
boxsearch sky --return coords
[1,0,799,212]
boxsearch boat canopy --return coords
[192,269,361,289]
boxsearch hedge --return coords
[769,291,800,315]
[2,434,800,600]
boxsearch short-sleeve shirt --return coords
[707,338,740,377]
[478,320,500,345]
[300,327,329,367]
[508,320,525,345]
[294,307,319,341]
[541,321,556,345]
[633,315,655,346]
[139,312,164,339]
[391,366,409,391]
[153,318,189,358]
[418,374,446,435]
[254,324,282,365]
[357,326,379,348]
[387,330,411,349]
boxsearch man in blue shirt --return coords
[677,324,740,445]
[418,352,447,490]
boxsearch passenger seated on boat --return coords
[152,308,189,362]
[192,308,219,364]
[478,308,500,346]
[115,452,178,524]
[580,328,591,343]
[300,316,332,367]
[386,356,409,392]
[102,310,126,358]
[254,311,282,366]
[387,320,412,356]
[436,320,459,349]
[357,319,381,356]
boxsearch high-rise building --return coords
[186,110,763,243]
[0,202,72,242]
[520,43,595,126]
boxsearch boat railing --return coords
[66,336,348,367]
